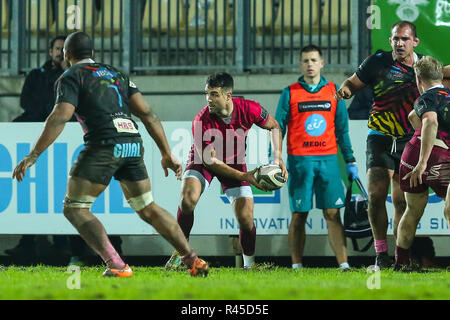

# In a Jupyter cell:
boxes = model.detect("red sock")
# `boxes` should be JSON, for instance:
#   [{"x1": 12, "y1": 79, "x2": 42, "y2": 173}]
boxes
[
  {"x1": 395, "y1": 245, "x2": 411, "y2": 265},
  {"x1": 239, "y1": 225, "x2": 256, "y2": 256},
  {"x1": 177, "y1": 207, "x2": 194, "y2": 239}
]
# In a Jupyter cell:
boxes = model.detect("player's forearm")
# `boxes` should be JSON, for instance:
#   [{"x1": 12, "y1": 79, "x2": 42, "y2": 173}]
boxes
[
  {"x1": 141, "y1": 115, "x2": 171, "y2": 157},
  {"x1": 204, "y1": 159, "x2": 245, "y2": 182},
  {"x1": 418, "y1": 119, "x2": 438, "y2": 166},
  {"x1": 32, "y1": 113, "x2": 67, "y2": 156},
  {"x1": 335, "y1": 100, "x2": 355, "y2": 162},
  {"x1": 339, "y1": 79, "x2": 358, "y2": 96},
  {"x1": 270, "y1": 126, "x2": 283, "y2": 163}
]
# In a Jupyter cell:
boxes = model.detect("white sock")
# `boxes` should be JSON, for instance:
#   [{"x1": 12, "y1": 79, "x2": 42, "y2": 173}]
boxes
[
  {"x1": 292, "y1": 263, "x2": 303, "y2": 269},
  {"x1": 243, "y1": 254, "x2": 255, "y2": 267},
  {"x1": 340, "y1": 262, "x2": 350, "y2": 269}
]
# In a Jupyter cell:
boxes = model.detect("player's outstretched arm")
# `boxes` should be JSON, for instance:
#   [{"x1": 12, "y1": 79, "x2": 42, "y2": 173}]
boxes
[
  {"x1": 13, "y1": 102, "x2": 74, "y2": 181},
  {"x1": 128, "y1": 92, "x2": 182, "y2": 180},
  {"x1": 259, "y1": 114, "x2": 288, "y2": 181},
  {"x1": 335, "y1": 73, "x2": 366, "y2": 100},
  {"x1": 199, "y1": 148, "x2": 267, "y2": 191}
]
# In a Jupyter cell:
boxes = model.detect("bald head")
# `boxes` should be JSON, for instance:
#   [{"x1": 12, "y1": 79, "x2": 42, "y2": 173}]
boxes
[{"x1": 64, "y1": 31, "x2": 93, "y2": 62}]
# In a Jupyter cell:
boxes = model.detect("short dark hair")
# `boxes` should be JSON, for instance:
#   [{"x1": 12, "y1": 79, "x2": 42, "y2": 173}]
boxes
[
  {"x1": 206, "y1": 72, "x2": 234, "y2": 91},
  {"x1": 301, "y1": 44, "x2": 322, "y2": 57},
  {"x1": 50, "y1": 35, "x2": 66, "y2": 49},
  {"x1": 64, "y1": 31, "x2": 93, "y2": 60},
  {"x1": 391, "y1": 21, "x2": 418, "y2": 38}
]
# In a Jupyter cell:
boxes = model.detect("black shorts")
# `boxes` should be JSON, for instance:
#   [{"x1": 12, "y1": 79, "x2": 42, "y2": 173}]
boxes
[
  {"x1": 70, "y1": 139, "x2": 149, "y2": 185},
  {"x1": 366, "y1": 134, "x2": 413, "y2": 173}
]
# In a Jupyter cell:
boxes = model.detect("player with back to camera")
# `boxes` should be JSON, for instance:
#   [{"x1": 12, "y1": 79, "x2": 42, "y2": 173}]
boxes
[
  {"x1": 274, "y1": 44, "x2": 358, "y2": 272},
  {"x1": 395, "y1": 56, "x2": 450, "y2": 271},
  {"x1": 165, "y1": 72, "x2": 288, "y2": 270},
  {"x1": 12, "y1": 31, "x2": 208, "y2": 278},
  {"x1": 336, "y1": 20, "x2": 450, "y2": 269}
]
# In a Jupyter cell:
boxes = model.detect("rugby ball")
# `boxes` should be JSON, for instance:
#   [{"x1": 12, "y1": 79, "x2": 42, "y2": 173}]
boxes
[{"x1": 256, "y1": 164, "x2": 286, "y2": 191}]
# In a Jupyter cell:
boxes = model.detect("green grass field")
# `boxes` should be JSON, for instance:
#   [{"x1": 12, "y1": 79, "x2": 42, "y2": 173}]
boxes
[{"x1": 0, "y1": 265, "x2": 449, "y2": 300}]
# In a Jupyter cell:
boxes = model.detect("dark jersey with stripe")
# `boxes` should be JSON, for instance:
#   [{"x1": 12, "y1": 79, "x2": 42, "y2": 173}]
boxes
[
  {"x1": 55, "y1": 62, "x2": 140, "y2": 144},
  {"x1": 414, "y1": 86, "x2": 450, "y2": 147},
  {"x1": 356, "y1": 50, "x2": 422, "y2": 137}
]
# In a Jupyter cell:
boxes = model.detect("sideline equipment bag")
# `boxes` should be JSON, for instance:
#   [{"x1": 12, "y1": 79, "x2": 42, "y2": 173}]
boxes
[{"x1": 344, "y1": 178, "x2": 373, "y2": 252}]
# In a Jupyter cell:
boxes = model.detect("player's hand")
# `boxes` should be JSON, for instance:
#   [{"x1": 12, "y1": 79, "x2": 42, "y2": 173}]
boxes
[
  {"x1": 402, "y1": 162, "x2": 427, "y2": 188},
  {"x1": 334, "y1": 86, "x2": 353, "y2": 100},
  {"x1": 346, "y1": 162, "x2": 359, "y2": 181},
  {"x1": 161, "y1": 154, "x2": 183, "y2": 180},
  {"x1": 242, "y1": 167, "x2": 267, "y2": 192},
  {"x1": 273, "y1": 158, "x2": 288, "y2": 181},
  {"x1": 12, "y1": 151, "x2": 39, "y2": 182}
]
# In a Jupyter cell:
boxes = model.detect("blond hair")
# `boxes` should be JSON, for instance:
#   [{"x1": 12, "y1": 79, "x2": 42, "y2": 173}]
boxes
[{"x1": 414, "y1": 56, "x2": 443, "y2": 82}]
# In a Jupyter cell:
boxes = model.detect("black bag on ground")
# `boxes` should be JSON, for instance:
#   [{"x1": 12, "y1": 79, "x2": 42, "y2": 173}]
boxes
[{"x1": 343, "y1": 178, "x2": 373, "y2": 252}]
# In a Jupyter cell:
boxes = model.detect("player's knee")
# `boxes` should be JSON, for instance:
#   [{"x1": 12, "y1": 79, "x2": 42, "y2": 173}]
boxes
[
  {"x1": 323, "y1": 209, "x2": 340, "y2": 222},
  {"x1": 63, "y1": 195, "x2": 95, "y2": 219},
  {"x1": 291, "y1": 212, "x2": 308, "y2": 227},
  {"x1": 181, "y1": 192, "x2": 199, "y2": 213},
  {"x1": 63, "y1": 206, "x2": 77, "y2": 220},
  {"x1": 128, "y1": 191, "x2": 154, "y2": 212},
  {"x1": 393, "y1": 198, "x2": 407, "y2": 215}
]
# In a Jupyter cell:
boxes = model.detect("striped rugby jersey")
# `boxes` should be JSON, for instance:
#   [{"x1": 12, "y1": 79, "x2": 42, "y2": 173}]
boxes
[{"x1": 356, "y1": 50, "x2": 422, "y2": 137}]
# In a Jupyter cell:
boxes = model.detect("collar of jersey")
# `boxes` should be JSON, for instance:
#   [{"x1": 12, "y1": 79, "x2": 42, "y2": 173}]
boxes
[
  {"x1": 424, "y1": 84, "x2": 445, "y2": 93},
  {"x1": 297, "y1": 75, "x2": 328, "y2": 93},
  {"x1": 391, "y1": 51, "x2": 419, "y2": 65},
  {"x1": 75, "y1": 58, "x2": 95, "y2": 65}
]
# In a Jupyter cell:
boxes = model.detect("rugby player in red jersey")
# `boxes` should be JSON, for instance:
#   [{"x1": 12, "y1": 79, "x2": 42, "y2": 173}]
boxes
[{"x1": 165, "y1": 72, "x2": 287, "y2": 269}]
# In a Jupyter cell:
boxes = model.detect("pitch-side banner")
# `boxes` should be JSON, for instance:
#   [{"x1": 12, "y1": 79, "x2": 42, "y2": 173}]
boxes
[{"x1": 0, "y1": 121, "x2": 447, "y2": 235}]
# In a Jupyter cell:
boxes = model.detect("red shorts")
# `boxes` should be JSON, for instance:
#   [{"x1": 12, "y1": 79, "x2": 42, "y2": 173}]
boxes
[
  {"x1": 399, "y1": 136, "x2": 450, "y2": 198},
  {"x1": 184, "y1": 162, "x2": 251, "y2": 192}
]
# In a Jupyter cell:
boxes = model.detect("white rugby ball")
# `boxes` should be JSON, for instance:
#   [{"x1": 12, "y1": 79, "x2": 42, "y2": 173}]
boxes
[{"x1": 256, "y1": 164, "x2": 286, "y2": 191}]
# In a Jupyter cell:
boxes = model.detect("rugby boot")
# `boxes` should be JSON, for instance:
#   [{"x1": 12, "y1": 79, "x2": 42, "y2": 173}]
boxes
[
  {"x1": 165, "y1": 250, "x2": 186, "y2": 270},
  {"x1": 102, "y1": 264, "x2": 133, "y2": 278},
  {"x1": 375, "y1": 252, "x2": 394, "y2": 270},
  {"x1": 189, "y1": 257, "x2": 209, "y2": 277}
]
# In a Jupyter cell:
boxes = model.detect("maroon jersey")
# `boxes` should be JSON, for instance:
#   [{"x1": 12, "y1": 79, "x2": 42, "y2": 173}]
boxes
[{"x1": 188, "y1": 97, "x2": 269, "y2": 166}]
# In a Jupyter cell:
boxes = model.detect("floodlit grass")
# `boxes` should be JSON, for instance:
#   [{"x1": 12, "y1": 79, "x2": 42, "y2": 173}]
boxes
[{"x1": 0, "y1": 265, "x2": 449, "y2": 300}]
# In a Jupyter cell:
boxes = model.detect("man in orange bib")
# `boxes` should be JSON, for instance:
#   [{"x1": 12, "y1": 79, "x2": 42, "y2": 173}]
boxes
[{"x1": 275, "y1": 45, "x2": 358, "y2": 271}]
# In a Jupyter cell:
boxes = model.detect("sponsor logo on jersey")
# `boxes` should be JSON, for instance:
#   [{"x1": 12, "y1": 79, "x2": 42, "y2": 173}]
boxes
[
  {"x1": 93, "y1": 67, "x2": 116, "y2": 80},
  {"x1": 113, "y1": 118, "x2": 139, "y2": 134},
  {"x1": 304, "y1": 114, "x2": 327, "y2": 137},
  {"x1": 260, "y1": 106, "x2": 269, "y2": 121},
  {"x1": 298, "y1": 100, "x2": 331, "y2": 112}
]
